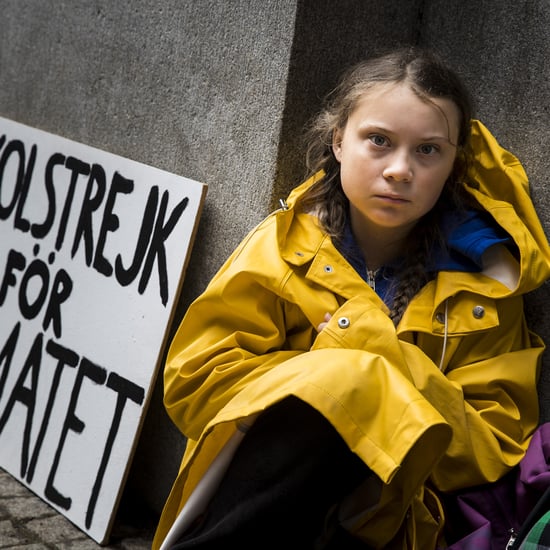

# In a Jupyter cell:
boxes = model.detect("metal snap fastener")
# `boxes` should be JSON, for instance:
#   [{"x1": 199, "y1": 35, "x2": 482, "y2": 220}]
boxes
[
  {"x1": 435, "y1": 312, "x2": 445, "y2": 324},
  {"x1": 337, "y1": 317, "x2": 350, "y2": 329},
  {"x1": 324, "y1": 265, "x2": 333, "y2": 273},
  {"x1": 472, "y1": 305, "x2": 485, "y2": 319}
]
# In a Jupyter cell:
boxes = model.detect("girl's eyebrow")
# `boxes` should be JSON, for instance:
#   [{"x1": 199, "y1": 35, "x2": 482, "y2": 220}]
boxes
[{"x1": 359, "y1": 123, "x2": 453, "y2": 143}]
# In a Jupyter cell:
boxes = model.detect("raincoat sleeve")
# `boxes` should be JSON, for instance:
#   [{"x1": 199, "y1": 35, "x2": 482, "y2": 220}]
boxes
[
  {"x1": 400, "y1": 293, "x2": 544, "y2": 491},
  {"x1": 163, "y1": 240, "x2": 308, "y2": 442}
]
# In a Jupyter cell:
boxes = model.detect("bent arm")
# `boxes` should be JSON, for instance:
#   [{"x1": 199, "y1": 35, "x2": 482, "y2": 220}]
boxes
[{"x1": 311, "y1": 292, "x2": 543, "y2": 490}]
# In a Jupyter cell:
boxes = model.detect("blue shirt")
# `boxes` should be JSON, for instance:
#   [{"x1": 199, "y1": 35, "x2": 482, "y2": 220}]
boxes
[{"x1": 337, "y1": 209, "x2": 512, "y2": 307}]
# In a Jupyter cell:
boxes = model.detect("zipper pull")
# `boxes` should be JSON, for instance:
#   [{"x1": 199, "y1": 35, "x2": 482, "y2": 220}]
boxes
[
  {"x1": 506, "y1": 528, "x2": 517, "y2": 550},
  {"x1": 366, "y1": 269, "x2": 378, "y2": 291}
]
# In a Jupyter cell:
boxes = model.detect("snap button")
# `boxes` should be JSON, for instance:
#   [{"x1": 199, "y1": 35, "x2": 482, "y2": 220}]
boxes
[
  {"x1": 295, "y1": 251, "x2": 304, "y2": 257},
  {"x1": 324, "y1": 265, "x2": 333, "y2": 273},
  {"x1": 337, "y1": 317, "x2": 350, "y2": 329},
  {"x1": 472, "y1": 305, "x2": 485, "y2": 319},
  {"x1": 435, "y1": 312, "x2": 445, "y2": 324}
]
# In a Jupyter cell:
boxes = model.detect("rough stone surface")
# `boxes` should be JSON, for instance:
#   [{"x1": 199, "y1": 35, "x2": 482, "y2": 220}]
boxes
[{"x1": 0, "y1": 469, "x2": 155, "y2": 548}]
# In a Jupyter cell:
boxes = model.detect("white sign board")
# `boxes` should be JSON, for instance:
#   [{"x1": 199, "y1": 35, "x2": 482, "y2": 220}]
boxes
[{"x1": 0, "y1": 116, "x2": 207, "y2": 543}]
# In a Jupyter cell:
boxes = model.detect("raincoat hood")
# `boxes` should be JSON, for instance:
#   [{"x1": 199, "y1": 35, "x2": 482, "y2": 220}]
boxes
[{"x1": 467, "y1": 120, "x2": 550, "y2": 293}]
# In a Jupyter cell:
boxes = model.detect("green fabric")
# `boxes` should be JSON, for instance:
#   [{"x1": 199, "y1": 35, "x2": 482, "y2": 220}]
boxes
[{"x1": 519, "y1": 510, "x2": 550, "y2": 549}]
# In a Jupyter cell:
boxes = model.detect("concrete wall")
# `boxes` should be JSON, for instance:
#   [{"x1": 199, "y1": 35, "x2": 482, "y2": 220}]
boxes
[{"x1": 1, "y1": 0, "x2": 549, "y2": 524}]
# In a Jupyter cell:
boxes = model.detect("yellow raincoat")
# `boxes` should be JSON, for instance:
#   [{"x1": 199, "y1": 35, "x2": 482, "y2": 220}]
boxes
[{"x1": 153, "y1": 121, "x2": 550, "y2": 549}]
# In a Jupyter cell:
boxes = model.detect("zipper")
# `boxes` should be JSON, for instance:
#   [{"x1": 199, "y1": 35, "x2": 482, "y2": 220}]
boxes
[
  {"x1": 366, "y1": 269, "x2": 379, "y2": 291},
  {"x1": 506, "y1": 528, "x2": 517, "y2": 549}
]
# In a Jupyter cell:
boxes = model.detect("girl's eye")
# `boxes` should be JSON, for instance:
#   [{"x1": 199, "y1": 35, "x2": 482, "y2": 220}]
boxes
[
  {"x1": 418, "y1": 144, "x2": 439, "y2": 155},
  {"x1": 369, "y1": 134, "x2": 389, "y2": 147}
]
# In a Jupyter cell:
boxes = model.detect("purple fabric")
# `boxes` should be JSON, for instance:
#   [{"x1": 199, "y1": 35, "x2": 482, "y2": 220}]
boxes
[{"x1": 441, "y1": 423, "x2": 550, "y2": 550}]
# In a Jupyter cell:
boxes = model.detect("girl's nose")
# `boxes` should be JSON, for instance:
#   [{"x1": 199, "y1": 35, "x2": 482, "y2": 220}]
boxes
[{"x1": 382, "y1": 151, "x2": 413, "y2": 182}]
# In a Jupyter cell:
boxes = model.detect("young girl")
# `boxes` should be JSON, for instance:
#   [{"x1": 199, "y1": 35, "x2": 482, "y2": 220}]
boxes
[{"x1": 153, "y1": 48, "x2": 550, "y2": 549}]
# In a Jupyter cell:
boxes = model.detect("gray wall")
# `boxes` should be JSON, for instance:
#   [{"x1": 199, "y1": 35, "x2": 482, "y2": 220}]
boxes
[{"x1": 1, "y1": 0, "x2": 549, "y2": 524}]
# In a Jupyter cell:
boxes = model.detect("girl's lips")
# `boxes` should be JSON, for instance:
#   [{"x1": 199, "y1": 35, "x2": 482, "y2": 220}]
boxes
[{"x1": 375, "y1": 194, "x2": 409, "y2": 203}]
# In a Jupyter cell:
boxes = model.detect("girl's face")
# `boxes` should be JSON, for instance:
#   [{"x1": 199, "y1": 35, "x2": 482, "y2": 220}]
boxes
[{"x1": 333, "y1": 82, "x2": 460, "y2": 242}]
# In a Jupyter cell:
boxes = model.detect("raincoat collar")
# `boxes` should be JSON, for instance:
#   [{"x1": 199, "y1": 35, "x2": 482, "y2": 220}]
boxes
[{"x1": 336, "y1": 208, "x2": 512, "y2": 307}]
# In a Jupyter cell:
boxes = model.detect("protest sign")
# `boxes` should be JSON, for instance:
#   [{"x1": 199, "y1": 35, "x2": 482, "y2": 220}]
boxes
[{"x1": 0, "y1": 116, "x2": 207, "y2": 543}]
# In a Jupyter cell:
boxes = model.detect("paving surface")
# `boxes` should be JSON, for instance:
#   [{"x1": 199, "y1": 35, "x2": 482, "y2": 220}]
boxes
[{"x1": 0, "y1": 469, "x2": 156, "y2": 549}]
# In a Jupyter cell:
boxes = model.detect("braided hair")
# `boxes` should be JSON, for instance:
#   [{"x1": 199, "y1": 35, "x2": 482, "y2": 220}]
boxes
[{"x1": 297, "y1": 47, "x2": 478, "y2": 325}]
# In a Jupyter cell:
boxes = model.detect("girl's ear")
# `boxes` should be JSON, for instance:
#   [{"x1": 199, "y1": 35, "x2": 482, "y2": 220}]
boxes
[{"x1": 332, "y1": 129, "x2": 343, "y2": 162}]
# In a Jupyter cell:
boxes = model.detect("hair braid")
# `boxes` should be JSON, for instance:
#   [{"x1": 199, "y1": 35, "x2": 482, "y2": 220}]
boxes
[{"x1": 389, "y1": 234, "x2": 432, "y2": 326}]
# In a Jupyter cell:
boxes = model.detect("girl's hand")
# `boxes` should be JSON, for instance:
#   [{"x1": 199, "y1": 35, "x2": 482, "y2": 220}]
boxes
[{"x1": 317, "y1": 312, "x2": 332, "y2": 332}]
